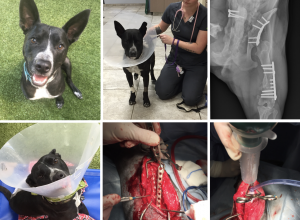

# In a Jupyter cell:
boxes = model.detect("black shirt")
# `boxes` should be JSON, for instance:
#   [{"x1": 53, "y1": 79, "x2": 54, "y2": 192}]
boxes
[{"x1": 162, "y1": 2, "x2": 207, "y2": 66}]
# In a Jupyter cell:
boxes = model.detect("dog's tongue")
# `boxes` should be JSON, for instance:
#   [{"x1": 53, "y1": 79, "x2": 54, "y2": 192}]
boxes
[{"x1": 33, "y1": 74, "x2": 48, "y2": 84}]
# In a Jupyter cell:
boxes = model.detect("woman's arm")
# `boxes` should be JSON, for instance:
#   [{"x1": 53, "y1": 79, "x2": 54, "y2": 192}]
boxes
[
  {"x1": 154, "y1": 20, "x2": 170, "y2": 34},
  {"x1": 160, "y1": 30, "x2": 207, "y2": 54}
]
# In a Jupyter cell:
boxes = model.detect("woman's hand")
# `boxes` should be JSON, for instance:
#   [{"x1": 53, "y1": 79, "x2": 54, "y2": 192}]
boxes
[
  {"x1": 159, "y1": 34, "x2": 174, "y2": 45},
  {"x1": 103, "y1": 194, "x2": 121, "y2": 220},
  {"x1": 214, "y1": 122, "x2": 241, "y2": 160}
]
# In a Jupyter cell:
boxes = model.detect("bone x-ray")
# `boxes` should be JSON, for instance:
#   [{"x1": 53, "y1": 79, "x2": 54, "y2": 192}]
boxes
[{"x1": 210, "y1": 0, "x2": 300, "y2": 119}]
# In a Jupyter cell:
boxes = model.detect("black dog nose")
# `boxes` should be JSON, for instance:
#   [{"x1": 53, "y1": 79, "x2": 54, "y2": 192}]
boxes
[
  {"x1": 53, "y1": 171, "x2": 66, "y2": 181},
  {"x1": 35, "y1": 60, "x2": 51, "y2": 73},
  {"x1": 129, "y1": 51, "x2": 137, "y2": 57}
]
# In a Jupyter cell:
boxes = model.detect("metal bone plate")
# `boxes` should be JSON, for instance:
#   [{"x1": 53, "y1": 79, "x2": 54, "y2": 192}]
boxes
[{"x1": 156, "y1": 163, "x2": 164, "y2": 208}]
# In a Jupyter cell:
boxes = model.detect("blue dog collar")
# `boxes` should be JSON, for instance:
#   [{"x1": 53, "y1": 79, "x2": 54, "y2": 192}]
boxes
[{"x1": 24, "y1": 62, "x2": 32, "y2": 83}]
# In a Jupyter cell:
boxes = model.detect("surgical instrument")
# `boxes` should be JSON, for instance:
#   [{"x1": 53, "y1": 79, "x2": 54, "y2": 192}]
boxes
[
  {"x1": 160, "y1": 209, "x2": 185, "y2": 214},
  {"x1": 236, "y1": 191, "x2": 277, "y2": 204},
  {"x1": 226, "y1": 214, "x2": 240, "y2": 220},
  {"x1": 249, "y1": 179, "x2": 300, "y2": 192},
  {"x1": 120, "y1": 195, "x2": 150, "y2": 202},
  {"x1": 139, "y1": 201, "x2": 152, "y2": 220}
]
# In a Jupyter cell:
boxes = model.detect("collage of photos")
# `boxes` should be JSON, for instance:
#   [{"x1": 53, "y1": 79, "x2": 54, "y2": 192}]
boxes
[{"x1": 1, "y1": 0, "x2": 300, "y2": 220}]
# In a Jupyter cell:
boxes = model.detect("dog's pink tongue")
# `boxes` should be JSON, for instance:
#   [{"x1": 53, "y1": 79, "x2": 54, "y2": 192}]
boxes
[{"x1": 33, "y1": 74, "x2": 48, "y2": 83}]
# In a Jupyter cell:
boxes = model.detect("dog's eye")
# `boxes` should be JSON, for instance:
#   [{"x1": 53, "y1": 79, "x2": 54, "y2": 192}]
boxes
[
  {"x1": 54, "y1": 159, "x2": 58, "y2": 164},
  {"x1": 31, "y1": 38, "x2": 37, "y2": 43},
  {"x1": 57, "y1": 44, "x2": 64, "y2": 50}
]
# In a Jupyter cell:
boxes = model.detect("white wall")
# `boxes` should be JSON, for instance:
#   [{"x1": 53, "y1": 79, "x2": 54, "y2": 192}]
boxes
[{"x1": 105, "y1": 0, "x2": 145, "y2": 4}]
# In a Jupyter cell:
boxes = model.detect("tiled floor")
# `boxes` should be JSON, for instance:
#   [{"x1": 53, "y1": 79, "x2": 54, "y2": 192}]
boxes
[{"x1": 103, "y1": 4, "x2": 207, "y2": 120}]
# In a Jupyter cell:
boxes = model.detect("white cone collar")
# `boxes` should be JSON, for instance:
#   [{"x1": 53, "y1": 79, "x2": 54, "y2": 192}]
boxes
[
  {"x1": 103, "y1": 12, "x2": 157, "y2": 68},
  {"x1": 0, "y1": 123, "x2": 100, "y2": 198}
]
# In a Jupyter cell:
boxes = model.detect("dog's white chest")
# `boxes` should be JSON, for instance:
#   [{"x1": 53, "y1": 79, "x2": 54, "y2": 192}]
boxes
[
  {"x1": 29, "y1": 87, "x2": 59, "y2": 100},
  {"x1": 126, "y1": 66, "x2": 142, "y2": 75}
]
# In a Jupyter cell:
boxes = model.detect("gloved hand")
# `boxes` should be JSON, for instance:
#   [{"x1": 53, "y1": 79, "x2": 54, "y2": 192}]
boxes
[
  {"x1": 103, "y1": 123, "x2": 161, "y2": 148},
  {"x1": 214, "y1": 122, "x2": 241, "y2": 160},
  {"x1": 210, "y1": 159, "x2": 240, "y2": 178},
  {"x1": 103, "y1": 194, "x2": 121, "y2": 220},
  {"x1": 185, "y1": 201, "x2": 209, "y2": 220}
]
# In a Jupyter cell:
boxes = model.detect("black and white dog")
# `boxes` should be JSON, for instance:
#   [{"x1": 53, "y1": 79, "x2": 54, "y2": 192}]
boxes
[
  {"x1": 20, "y1": 0, "x2": 90, "y2": 108},
  {"x1": 114, "y1": 21, "x2": 156, "y2": 107},
  {"x1": 0, "y1": 149, "x2": 89, "y2": 220}
]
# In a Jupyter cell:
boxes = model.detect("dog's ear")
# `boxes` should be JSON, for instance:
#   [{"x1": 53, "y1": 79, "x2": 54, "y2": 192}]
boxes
[
  {"x1": 50, "y1": 149, "x2": 56, "y2": 154},
  {"x1": 26, "y1": 174, "x2": 36, "y2": 187},
  {"x1": 139, "y1": 22, "x2": 147, "y2": 37},
  {"x1": 114, "y1": 21, "x2": 125, "y2": 38},
  {"x1": 62, "y1": 9, "x2": 91, "y2": 45},
  {"x1": 19, "y1": 0, "x2": 40, "y2": 34}
]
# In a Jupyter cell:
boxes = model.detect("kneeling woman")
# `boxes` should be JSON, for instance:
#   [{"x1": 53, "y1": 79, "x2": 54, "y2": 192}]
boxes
[{"x1": 155, "y1": 0, "x2": 207, "y2": 110}]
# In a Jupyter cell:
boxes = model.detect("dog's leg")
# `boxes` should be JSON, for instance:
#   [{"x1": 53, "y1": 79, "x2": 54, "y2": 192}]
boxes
[
  {"x1": 150, "y1": 52, "x2": 156, "y2": 84},
  {"x1": 56, "y1": 95, "x2": 64, "y2": 109},
  {"x1": 142, "y1": 74, "x2": 150, "y2": 107},
  {"x1": 124, "y1": 69, "x2": 136, "y2": 105},
  {"x1": 62, "y1": 57, "x2": 83, "y2": 99},
  {"x1": 0, "y1": 186, "x2": 11, "y2": 201},
  {"x1": 78, "y1": 202, "x2": 89, "y2": 215}
]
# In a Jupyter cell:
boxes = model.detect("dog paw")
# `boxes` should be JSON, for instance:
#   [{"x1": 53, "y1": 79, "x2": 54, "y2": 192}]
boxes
[
  {"x1": 56, "y1": 102, "x2": 64, "y2": 109},
  {"x1": 56, "y1": 97, "x2": 64, "y2": 109},
  {"x1": 129, "y1": 92, "x2": 136, "y2": 105},
  {"x1": 74, "y1": 91, "x2": 83, "y2": 99},
  {"x1": 143, "y1": 91, "x2": 151, "y2": 107}
]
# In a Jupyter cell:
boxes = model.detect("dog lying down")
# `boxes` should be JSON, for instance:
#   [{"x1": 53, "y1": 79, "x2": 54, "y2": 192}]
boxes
[{"x1": 0, "y1": 149, "x2": 94, "y2": 220}]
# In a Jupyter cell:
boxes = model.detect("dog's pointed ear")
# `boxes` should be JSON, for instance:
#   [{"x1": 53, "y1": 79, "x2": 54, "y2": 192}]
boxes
[
  {"x1": 139, "y1": 22, "x2": 147, "y2": 37},
  {"x1": 19, "y1": 0, "x2": 40, "y2": 34},
  {"x1": 50, "y1": 149, "x2": 61, "y2": 158},
  {"x1": 62, "y1": 9, "x2": 91, "y2": 45},
  {"x1": 114, "y1": 21, "x2": 125, "y2": 38},
  {"x1": 26, "y1": 174, "x2": 36, "y2": 187}
]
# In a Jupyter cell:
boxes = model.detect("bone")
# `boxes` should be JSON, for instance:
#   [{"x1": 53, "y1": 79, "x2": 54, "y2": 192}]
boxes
[
  {"x1": 257, "y1": 106, "x2": 272, "y2": 119},
  {"x1": 210, "y1": 0, "x2": 287, "y2": 119},
  {"x1": 257, "y1": 105, "x2": 278, "y2": 119},
  {"x1": 210, "y1": 23, "x2": 223, "y2": 38},
  {"x1": 256, "y1": 41, "x2": 271, "y2": 65},
  {"x1": 258, "y1": 97, "x2": 275, "y2": 108}
]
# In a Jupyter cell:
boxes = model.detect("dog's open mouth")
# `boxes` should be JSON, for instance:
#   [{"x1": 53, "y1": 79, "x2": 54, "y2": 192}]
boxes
[{"x1": 32, "y1": 74, "x2": 48, "y2": 86}]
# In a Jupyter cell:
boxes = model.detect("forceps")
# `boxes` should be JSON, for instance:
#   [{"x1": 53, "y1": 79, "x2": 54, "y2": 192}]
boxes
[{"x1": 236, "y1": 191, "x2": 277, "y2": 204}]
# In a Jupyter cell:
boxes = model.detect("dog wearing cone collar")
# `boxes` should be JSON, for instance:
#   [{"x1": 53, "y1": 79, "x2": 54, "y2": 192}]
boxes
[
  {"x1": 20, "y1": 0, "x2": 90, "y2": 109},
  {"x1": 0, "y1": 149, "x2": 91, "y2": 220},
  {"x1": 114, "y1": 21, "x2": 156, "y2": 107}
]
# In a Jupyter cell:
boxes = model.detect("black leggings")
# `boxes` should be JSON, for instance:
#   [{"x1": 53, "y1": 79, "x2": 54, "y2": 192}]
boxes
[{"x1": 155, "y1": 63, "x2": 207, "y2": 106}]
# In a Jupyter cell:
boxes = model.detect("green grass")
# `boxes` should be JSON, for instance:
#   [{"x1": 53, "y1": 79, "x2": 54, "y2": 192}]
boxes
[
  {"x1": 0, "y1": 123, "x2": 100, "y2": 169},
  {"x1": 0, "y1": 0, "x2": 100, "y2": 120}
]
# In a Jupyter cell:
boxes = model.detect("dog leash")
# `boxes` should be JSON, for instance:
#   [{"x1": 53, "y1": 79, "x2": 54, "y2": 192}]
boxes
[{"x1": 165, "y1": 39, "x2": 183, "y2": 77}]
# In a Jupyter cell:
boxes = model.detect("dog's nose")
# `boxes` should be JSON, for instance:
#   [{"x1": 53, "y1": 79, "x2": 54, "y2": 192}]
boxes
[
  {"x1": 53, "y1": 171, "x2": 66, "y2": 181},
  {"x1": 129, "y1": 48, "x2": 137, "y2": 57},
  {"x1": 35, "y1": 60, "x2": 51, "y2": 74}
]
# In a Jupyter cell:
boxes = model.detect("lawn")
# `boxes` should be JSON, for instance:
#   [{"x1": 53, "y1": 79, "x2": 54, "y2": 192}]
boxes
[
  {"x1": 0, "y1": 0, "x2": 100, "y2": 120},
  {"x1": 0, "y1": 123, "x2": 100, "y2": 169}
]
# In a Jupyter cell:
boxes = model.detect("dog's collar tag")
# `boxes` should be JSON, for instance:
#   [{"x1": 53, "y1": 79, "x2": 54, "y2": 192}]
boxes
[{"x1": 23, "y1": 62, "x2": 32, "y2": 83}]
